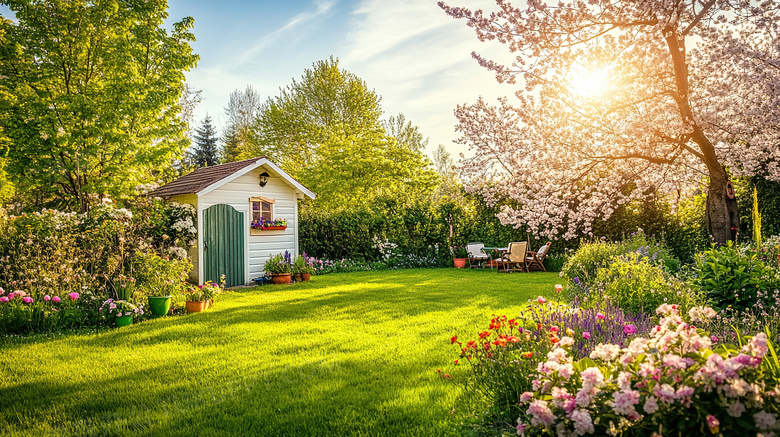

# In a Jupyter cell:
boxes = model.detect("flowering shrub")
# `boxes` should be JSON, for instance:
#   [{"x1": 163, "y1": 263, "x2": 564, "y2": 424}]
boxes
[
  {"x1": 590, "y1": 253, "x2": 701, "y2": 315},
  {"x1": 0, "y1": 287, "x2": 94, "y2": 334},
  {"x1": 514, "y1": 304, "x2": 780, "y2": 436},
  {"x1": 99, "y1": 299, "x2": 143, "y2": 318},
  {"x1": 0, "y1": 197, "x2": 196, "y2": 334},
  {"x1": 265, "y1": 251, "x2": 293, "y2": 274},
  {"x1": 444, "y1": 289, "x2": 652, "y2": 432}
]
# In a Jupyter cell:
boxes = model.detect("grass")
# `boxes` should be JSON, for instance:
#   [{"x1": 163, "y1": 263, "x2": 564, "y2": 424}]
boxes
[{"x1": 0, "y1": 268, "x2": 559, "y2": 436}]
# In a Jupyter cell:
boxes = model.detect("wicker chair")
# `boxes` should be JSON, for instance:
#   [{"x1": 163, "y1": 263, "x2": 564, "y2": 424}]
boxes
[
  {"x1": 466, "y1": 242, "x2": 490, "y2": 268},
  {"x1": 526, "y1": 242, "x2": 552, "y2": 272},
  {"x1": 497, "y1": 242, "x2": 527, "y2": 273}
]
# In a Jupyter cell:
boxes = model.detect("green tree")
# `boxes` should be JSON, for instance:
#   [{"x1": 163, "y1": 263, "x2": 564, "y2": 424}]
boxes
[
  {"x1": 191, "y1": 115, "x2": 220, "y2": 167},
  {"x1": 222, "y1": 85, "x2": 261, "y2": 162},
  {"x1": 0, "y1": 0, "x2": 198, "y2": 212},
  {"x1": 252, "y1": 57, "x2": 438, "y2": 209},
  {"x1": 383, "y1": 113, "x2": 428, "y2": 153}
]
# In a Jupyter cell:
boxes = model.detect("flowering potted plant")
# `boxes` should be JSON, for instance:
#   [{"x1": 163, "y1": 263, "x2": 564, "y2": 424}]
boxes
[
  {"x1": 452, "y1": 246, "x2": 468, "y2": 268},
  {"x1": 113, "y1": 274, "x2": 135, "y2": 301},
  {"x1": 265, "y1": 251, "x2": 293, "y2": 284},
  {"x1": 292, "y1": 255, "x2": 314, "y2": 281},
  {"x1": 99, "y1": 298, "x2": 143, "y2": 327},
  {"x1": 250, "y1": 217, "x2": 288, "y2": 232},
  {"x1": 200, "y1": 280, "x2": 223, "y2": 308},
  {"x1": 183, "y1": 286, "x2": 207, "y2": 313}
]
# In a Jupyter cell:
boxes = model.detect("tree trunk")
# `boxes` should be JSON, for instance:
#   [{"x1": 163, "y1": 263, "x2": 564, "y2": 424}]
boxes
[{"x1": 706, "y1": 169, "x2": 739, "y2": 245}]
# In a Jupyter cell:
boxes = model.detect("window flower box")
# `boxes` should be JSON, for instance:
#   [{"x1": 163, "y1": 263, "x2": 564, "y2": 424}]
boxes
[{"x1": 250, "y1": 225, "x2": 287, "y2": 235}]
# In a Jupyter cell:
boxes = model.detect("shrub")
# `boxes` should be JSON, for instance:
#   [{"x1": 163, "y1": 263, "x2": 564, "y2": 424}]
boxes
[
  {"x1": 513, "y1": 304, "x2": 780, "y2": 437},
  {"x1": 0, "y1": 197, "x2": 196, "y2": 334},
  {"x1": 691, "y1": 242, "x2": 779, "y2": 312},
  {"x1": 444, "y1": 292, "x2": 653, "y2": 434},
  {"x1": 591, "y1": 253, "x2": 700, "y2": 315}
]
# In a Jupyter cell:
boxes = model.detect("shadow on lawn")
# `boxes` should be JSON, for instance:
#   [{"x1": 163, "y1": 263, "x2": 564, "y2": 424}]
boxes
[{"x1": 1, "y1": 269, "x2": 556, "y2": 436}]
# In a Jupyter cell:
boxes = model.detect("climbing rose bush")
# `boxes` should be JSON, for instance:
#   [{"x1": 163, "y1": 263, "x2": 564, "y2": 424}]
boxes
[{"x1": 516, "y1": 304, "x2": 780, "y2": 436}]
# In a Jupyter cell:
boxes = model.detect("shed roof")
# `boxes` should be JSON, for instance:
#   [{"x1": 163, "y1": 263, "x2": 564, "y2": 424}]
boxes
[{"x1": 153, "y1": 157, "x2": 315, "y2": 200}]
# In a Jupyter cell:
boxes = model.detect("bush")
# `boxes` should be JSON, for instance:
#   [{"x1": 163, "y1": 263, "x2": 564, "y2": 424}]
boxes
[
  {"x1": 560, "y1": 240, "x2": 624, "y2": 285},
  {"x1": 444, "y1": 292, "x2": 653, "y2": 434},
  {"x1": 591, "y1": 253, "x2": 699, "y2": 315},
  {"x1": 691, "y1": 242, "x2": 779, "y2": 312},
  {"x1": 514, "y1": 304, "x2": 780, "y2": 437},
  {"x1": 0, "y1": 197, "x2": 196, "y2": 334}
]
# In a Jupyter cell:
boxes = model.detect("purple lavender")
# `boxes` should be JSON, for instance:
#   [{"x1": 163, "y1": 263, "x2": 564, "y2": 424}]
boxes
[
  {"x1": 520, "y1": 301, "x2": 653, "y2": 360},
  {"x1": 283, "y1": 250, "x2": 292, "y2": 265}
]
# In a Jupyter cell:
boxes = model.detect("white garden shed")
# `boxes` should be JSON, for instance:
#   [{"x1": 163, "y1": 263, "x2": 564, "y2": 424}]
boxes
[{"x1": 153, "y1": 157, "x2": 315, "y2": 287}]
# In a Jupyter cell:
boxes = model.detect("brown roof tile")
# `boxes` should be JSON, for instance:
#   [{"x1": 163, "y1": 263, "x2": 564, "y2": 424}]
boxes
[{"x1": 153, "y1": 157, "x2": 266, "y2": 197}]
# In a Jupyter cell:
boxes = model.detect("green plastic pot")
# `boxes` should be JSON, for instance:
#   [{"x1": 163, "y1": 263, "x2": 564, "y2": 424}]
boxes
[
  {"x1": 115, "y1": 315, "x2": 133, "y2": 327},
  {"x1": 148, "y1": 296, "x2": 172, "y2": 317}
]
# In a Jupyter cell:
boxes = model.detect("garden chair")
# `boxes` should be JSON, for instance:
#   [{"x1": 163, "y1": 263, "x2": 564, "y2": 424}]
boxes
[
  {"x1": 497, "y1": 242, "x2": 527, "y2": 273},
  {"x1": 466, "y1": 242, "x2": 489, "y2": 268},
  {"x1": 526, "y1": 241, "x2": 551, "y2": 272}
]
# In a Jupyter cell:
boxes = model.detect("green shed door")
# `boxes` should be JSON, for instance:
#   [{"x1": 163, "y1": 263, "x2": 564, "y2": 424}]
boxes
[{"x1": 204, "y1": 204, "x2": 245, "y2": 287}]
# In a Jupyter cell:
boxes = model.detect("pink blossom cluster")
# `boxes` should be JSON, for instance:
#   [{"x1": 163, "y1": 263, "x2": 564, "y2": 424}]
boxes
[
  {"x1": 516, "y1": 304, "x2": 780, "y2": 436},
  {"x1": 0, "y1": 288, "x2": 78, "y2": 305}
]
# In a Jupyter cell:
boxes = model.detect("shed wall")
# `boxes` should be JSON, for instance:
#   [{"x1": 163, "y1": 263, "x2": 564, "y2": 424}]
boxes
[{"x1": 198, "y1": 166, "x2": 299, "y2": 283}]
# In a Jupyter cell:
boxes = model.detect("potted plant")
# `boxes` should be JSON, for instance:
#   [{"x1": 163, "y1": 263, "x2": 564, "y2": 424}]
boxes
[
  {"x1": 265, "y1": 251, "x2": 293, "y2": 284},
  {"x1": 183, "y1": 286, "x2": 207, "y2": 313},
  {"x1": 148, "y1": 279, "x2": 175, "y2": 317},
  {"x1": 201, "y1": 280, "x2": 223, "y2": 309},
  {"x1": 100, "y1": 298, "x2": 143, "y2": 327},
  {"x1": 113, "y1": 274, "x2": 136, "y2": 301},
  {"x1": 251, "y1": 217, "x2": 288, "y2": 233},
  {"x1": 452, "y1": 246, "x2": 469, "y2": 268},
  {"x1": 292, "y1": 255, "x2": 314, "y2": 282}
]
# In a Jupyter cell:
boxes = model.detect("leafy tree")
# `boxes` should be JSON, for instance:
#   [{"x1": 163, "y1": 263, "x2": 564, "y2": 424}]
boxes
[
  {"x1": 252, "y1": 57, "x2": 439, "y2": 209},
  {"x1": 383, "y1": 113, "x2": 428, "y2": 153},
  {"x1": 191, "y1": 115, "x2": 220, "y2": 167},
  {"x1": 440, "y1": 1, "x2": 780, "y2": 244},
  {"x1": 222, "y1": 85, "x2": 261, "y2": 163},
  {"x1": 0, "y1": 1, "x2": 198, "y2": 212}
]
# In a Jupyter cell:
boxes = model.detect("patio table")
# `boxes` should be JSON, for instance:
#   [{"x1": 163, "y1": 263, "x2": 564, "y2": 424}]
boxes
[{"x1": 481, "y1": 247, "x2": 508, "y2": 271}]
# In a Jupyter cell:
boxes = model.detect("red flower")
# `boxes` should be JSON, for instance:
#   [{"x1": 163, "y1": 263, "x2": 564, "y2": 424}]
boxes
[
  {"x1": 522, "y1": 352, "x2": 533, "y2": 359},
  {"x1": 483, "y1": 343, "x2": 491, "y2": 350},
  {"x1": 450, "y1": 335, "x2": 458, "y2": 344},
  {"x1": 479, "y1": 331, "x2": 491, "y2": 339}
]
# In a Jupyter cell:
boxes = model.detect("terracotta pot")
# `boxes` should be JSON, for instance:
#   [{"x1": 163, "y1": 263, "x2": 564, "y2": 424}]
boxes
[
  {"x1": 186, "y1": 300, "x2": 206, "y2": 313},
  {"x1": 301, "y1": 273, "x2": 311, "y2": 281},
  {"x1": 271, "y1": 273, "x2": 292, "y2": 284},
  {"x1": 453, "y1": 258, "x2": 467, "y2": 268}
]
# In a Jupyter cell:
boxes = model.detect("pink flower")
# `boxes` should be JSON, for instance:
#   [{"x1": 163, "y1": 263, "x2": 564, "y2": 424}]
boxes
[
  {"x1": 0, "y1": 296, "x2": 8, "y2": 303},
  {"x1": 549, "y1": 326, "x2": 559, "y2": 333},
  {"x1": 582, "y1": 331, "x2": 591, "y2": 339},
  {"x1": 516, "y1": 422, "x2": 527, "y2": 436},
  {"x1": 52, "y1": 296, "x2": 61, "y2": 303},
  {"x1": 536, "y1": 296, "x2": 547, "y2": 304},
  {"x1": 706, "y1": 415, "x2": 719, "y2": 433},
  {"x1": 44, "y1": 295, "x2": 51, "y2": 301},
  {"x1": 554, "y1": 284, "x2": 562, "y2": 293},
  {"x1": 623, "y1": 324, "x2": 637, "y2": 334},
  {"x1": 23, "y1": 296, "x2": 33, "y2": 304},
  {"x1": 711, "y1": 335, "x2": 718, "y2": 343},
  {"x1": 596, "y1": 312, "x2": 605, "y2": 320},
  {"x1": 68, "y1": 292, "x2": 80, "y2": 301},
  {"x1": 520, "y1": 392, "x2": 534, "y2": 403}
]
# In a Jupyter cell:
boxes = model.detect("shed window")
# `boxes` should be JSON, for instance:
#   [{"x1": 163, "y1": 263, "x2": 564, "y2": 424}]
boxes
[{"x1": 250, "y1": 197, "x2": 274, "y2": 226}]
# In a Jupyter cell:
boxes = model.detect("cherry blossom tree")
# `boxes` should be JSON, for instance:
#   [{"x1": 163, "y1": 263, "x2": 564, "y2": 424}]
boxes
[{"x1": 440, "y1": 0, "x2": 780, "y2": 243}]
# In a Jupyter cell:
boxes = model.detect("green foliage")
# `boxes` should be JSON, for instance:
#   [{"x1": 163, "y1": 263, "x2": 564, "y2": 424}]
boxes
[
  {"x1": 0, "y1": 1, "x2": 199, "y2": 211},
  {"x1": 592, "y1": 253, "x2": 699, "y2": 315},
  {"x1": 191, "y1": 115, "x2": 220, "y2": 167},
  {"x1": 0, "y1": 199, "x2": 196, "y2": 333},
  {"x1": 691, "y1": 242, "x2": 779, "y2": 312},
  {"x1": 753, "y1": 186, "x2": 763, "y2": 249},
  {"x1": 264, "y1": 252, "x2": 292, "y2": 274},
  {"x1": 0, "y1": 270, "x2": 561, "y2": 436}
]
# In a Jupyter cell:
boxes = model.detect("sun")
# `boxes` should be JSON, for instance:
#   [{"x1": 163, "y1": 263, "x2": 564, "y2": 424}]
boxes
[{"x1": 569, "y1": 67, "x2": 610, "y2": 97}]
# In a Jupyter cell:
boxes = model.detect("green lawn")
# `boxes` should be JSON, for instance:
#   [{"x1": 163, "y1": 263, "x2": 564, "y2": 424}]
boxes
[{"x1": 0, "y1": 268, "x2": 559, "y2": 436}]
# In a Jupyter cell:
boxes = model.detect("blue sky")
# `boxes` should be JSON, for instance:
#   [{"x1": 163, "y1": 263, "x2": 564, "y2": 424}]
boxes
[{"x1": 4, "y1": 0, "x2": 515, "y2": 158}]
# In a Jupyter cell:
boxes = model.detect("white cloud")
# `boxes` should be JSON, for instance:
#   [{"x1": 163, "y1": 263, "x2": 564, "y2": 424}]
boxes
[
  {"x1": 237, "y1": 0, "x2": 336, "y2": 66},
  {"x1": 340, "y1": 0, "x2": 517, "y2": 158}
]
